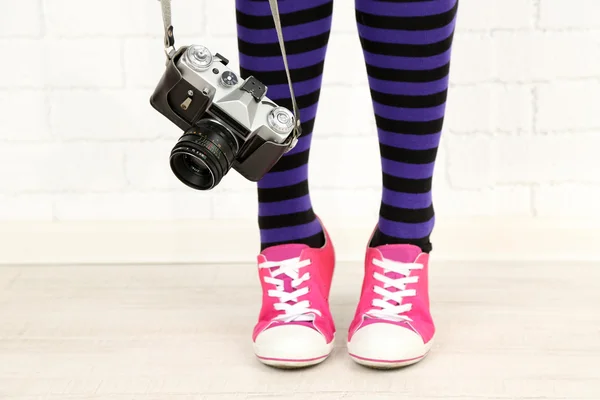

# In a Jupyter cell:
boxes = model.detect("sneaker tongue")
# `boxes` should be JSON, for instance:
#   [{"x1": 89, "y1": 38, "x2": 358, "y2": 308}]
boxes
[
  {"x1": 376, "y1": 244, "x2": 422, "y2": 264},
  {"x1": 261, "y1": 244, "x2": 309, "y2": 262}
]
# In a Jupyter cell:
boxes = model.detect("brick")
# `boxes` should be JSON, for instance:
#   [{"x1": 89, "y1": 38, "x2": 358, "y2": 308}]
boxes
[
  {"x1": 54, "y1": 143, "x2": 129, "y2": 192},
  {"x1": 0, "y1": 0, "x2": 42, "y2": 37},
  {"x1": 0, "y1": 90, "x2": 49, "y2": 140},
  {"x1": 323, "y1": 32, "x2": 368, "y2": 85},
  {"x1": 53, "y1": 191, "x2": 212, "y2": 220},
  {"x1": 181, "y1": 163, "x2": 257, "y2": 219},
  {"x1": 492, "y1": 133, "x2": 600, "y2": 184},
  {"x1": 445, "y1": 84, "x2": 533, "y2": 133},
  {"x1": 445, "y1": 134, "x2": 494, "y2": 189},
  {"x1": 534, "y1": 184, "x2": 600, "y2": 217},
  {"x1": 448, "y1": 33, "x2": 495, "y2": 84},
  {"x1": 44, "y1": 39, "x2": 123, "y2": 88},
  {"x1": 455, "y1": 0, "x2": 535, "y2": 30},
  {"x1": 493, "y1": 32, "x2": 600, "y2": 82},
  {"x1": 43, "y1": 0, "x2": 205, "y2": 37},
  {"x1": 538, "y1": 0, "x2": 600, "y2": 29},
  {"x1": 44, "y1": 0, "x2": 152, "y2": 36},
  {"x1": 0, "y1": 39, "x2": 44, "y2": 88},
  {"x1": 312, "y1": 189, "x2": 380, "y2": 219},
  {"x1": 445, "y1": 86, "x2": 494, "y2": 133},
  {"x1": 317, "y1": 84, "x2": 376, "y2": 137},
  {"x1": 536, "y1": 81, "x2": 600, "y2": 132},
  {"x1": 449, "y1": 130, "x2": 600, "y2": 189},
  {"x1": 124, "y1": 141, "x2": 184, "y2": 191},
  {"x1": 0, "y1": 144, "x2": 53, "y2": 193},
  {"x1": 434, "y1": 186, "x2": 533, "y2": 217},
  {"x1": 0, "y1": 143, "x2": 127, "y2": 193},
  {"x1": 0, "y1": 195, "x2": 54, "y2": 220},
  {"x1": 495, "y1": 85, "x2": 534, "y2": 133},
  {"x1": 48, "y1": 89, "x2": 172, "y2": 140},
  {"x1": 210, "y1": 189, "x2": 257, "y2": 220},
  {"x1": 310, "y1": 136, "x2": 381, "y2": 189},
  {"x1": 331, "y1": 1, "x2": 358, "y2": 33},
  {"x1": 204, "y1": 0, "x2": 237, "y2": 37},
  {"x1": 123, "y1": 39, "x2": 168, "y2": 89}
]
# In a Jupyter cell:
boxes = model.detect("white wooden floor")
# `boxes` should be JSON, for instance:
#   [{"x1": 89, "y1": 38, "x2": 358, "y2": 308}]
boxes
[{"x1": 0, "y1": 260, "x2": 598, "y2": 399}]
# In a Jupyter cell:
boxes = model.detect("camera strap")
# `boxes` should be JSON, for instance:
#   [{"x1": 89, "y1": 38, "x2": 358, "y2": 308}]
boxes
[
  {"x1": 158, "y1": 0, "x2": 175, "y2": 58},
  {"x1": 267, "y1": 0, "x2": 302, "y2": 139},
  {"x1": 157, "y1": 0, "x2": 302, "y2": 140}
]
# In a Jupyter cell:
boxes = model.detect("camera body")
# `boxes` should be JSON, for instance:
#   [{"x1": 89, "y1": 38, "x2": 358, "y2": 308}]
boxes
[{"x1": 149, "y1": 44, "x2": 299, "y2": 190}]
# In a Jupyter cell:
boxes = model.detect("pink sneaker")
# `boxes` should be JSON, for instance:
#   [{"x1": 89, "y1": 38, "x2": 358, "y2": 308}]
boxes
[
  {"x1": 347, "y1": 240, "x2": 435, "y2": 369},
  {"x1": 252, "y1": 218, "x2": 335, "y2": 368}
]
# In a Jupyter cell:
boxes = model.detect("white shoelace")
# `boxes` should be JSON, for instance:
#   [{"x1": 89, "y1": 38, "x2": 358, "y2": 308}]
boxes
[
  {"x1": 258, "y1": 257, "x2": 321, "y2": 323},
  {"x1": 366, "y1": 257, "x2": 424, "y2": 323}
]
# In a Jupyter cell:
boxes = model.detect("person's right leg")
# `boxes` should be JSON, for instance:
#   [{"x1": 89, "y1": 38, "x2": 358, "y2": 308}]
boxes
[
  {"x1": 235, "y1": 0, "x2": 335, "y2": 368},
  {"x1": 237, "y1": 0, "x2": 332, "y2": 251}
]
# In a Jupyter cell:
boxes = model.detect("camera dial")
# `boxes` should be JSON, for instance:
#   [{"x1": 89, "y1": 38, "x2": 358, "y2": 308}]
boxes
[
  {"x1": 184, "y1": 45, "x2": 213, "y2": 72},
  {"x1": 267, "y1": 107, "x2": 295, "y2": 134},
  {"x1": 220, "y1": 71, "x2": 238, "y2": 88}
]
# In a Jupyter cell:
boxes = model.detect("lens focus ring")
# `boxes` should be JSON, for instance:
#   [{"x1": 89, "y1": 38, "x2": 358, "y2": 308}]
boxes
[{"x1": 169, "y1": 120, "x2": 238, "y2": 191}]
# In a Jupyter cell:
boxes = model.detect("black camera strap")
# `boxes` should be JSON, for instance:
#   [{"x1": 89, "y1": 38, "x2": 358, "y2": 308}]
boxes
[{"x1": 157, "y1": 0, "x2": 302, "y2": 143}]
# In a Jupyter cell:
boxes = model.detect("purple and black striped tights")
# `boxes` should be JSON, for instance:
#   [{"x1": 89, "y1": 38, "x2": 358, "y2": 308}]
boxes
[{"x1": 235, "y1": 0, "x2": 458, "y2": 252}]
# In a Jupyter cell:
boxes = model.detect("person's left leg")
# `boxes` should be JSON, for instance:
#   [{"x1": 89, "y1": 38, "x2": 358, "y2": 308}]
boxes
[{"x1": 347, "y1": 0, "x2": 459, "y2": 368}]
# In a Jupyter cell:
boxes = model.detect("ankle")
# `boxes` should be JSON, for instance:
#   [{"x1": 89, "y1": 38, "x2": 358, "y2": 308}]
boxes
[
  {"x1": 369, "y1": 228, "x2": 432, "y2": 253},
  {"x1": 260, "y1": 212, "x2": 326, "y2": 250},
  {"x1": 260, "y1": 230, "x2": 325, "y2": 251}
]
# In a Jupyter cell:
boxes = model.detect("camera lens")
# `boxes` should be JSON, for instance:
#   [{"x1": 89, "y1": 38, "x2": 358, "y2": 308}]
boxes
[{"x1": 169, "y1": 119, "x2": 238, "y2": 190}]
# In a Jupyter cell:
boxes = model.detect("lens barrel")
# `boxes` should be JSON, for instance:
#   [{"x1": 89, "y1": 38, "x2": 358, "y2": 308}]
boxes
[{"x1": 169, "y1": 119, "x2": 238, "y2": 190}]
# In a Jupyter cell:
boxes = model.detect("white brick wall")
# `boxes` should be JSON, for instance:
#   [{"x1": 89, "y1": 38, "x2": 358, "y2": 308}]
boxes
[{"x1": 0, "y1": 0, "x2": 598, "y2": 222}]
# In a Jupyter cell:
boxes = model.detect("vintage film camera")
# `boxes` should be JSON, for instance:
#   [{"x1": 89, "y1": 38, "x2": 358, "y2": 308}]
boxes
[{"x1": 149, "y1": 43, "x2": 300, "y2": 191}]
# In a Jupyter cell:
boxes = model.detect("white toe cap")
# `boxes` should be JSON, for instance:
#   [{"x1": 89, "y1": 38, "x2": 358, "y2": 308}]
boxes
[
  {"x1": 254, "y1": 324, "x2": 332, "y2": 363},
  {"x1": 348, "y1": 323, "x2": 430, "y2": 365}
]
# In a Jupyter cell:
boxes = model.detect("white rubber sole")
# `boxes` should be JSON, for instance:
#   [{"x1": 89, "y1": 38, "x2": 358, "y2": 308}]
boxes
[
  {"x1": 348, "y1": 339, "x2": 434, "y2": 369},
  {"x1": 256, "y1": 344, "x2": 333, "y2": 369},
  {"x1": 349, "y1": 350, "x2": 429, "y2": 369},
  {"x1": 253, "y1": 325, "x2": 335, "y2": 369}
]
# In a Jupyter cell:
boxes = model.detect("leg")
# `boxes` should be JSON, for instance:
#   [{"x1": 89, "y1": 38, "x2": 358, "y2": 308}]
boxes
[
  {"x1": 236, "y1": 0, "x2": 332, "y2": 251},
  {"x1": 361, "y1": 0, "x2": 458, "y2": 251},
  {"x1": 348, "y1": 0, "x2": 459, "y2": 368},
  {"x1": 235, "y1": 0, "x2": 337, "y2": 368}
]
